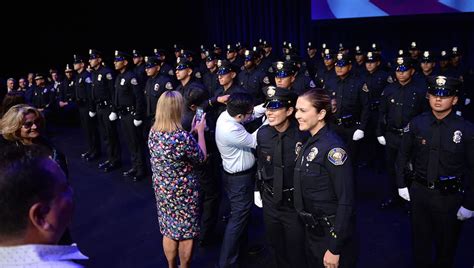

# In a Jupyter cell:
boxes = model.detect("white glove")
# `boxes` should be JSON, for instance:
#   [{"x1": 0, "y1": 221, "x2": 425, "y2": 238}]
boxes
[
  {"x1": 352, "y1": 129, "x2": 364, "y2": 141},
  {"x1": 377, "y1": 136, "x2": 386, "y2": 146},
  {"x1": 254, "y1": 191, "x2": 263, "y2": 208},
  {"x1": 88, "y1": 111, "x2": 96, "y2": 118},
  {"x1": 465, "y1": 98, "x2": 471, "y2": 106},
  {"x1": 133, "y1": 119, "x2": 143, "y2": 127},
  {"x1": 109, "y1": 112, "x2": 118, "y2": 121},
  {"x1": 398, "y1": 187, "x2": 410, "y2": 201},
  {"x1": 457, "y1": 206, "x2": 474, "y2": 221}
]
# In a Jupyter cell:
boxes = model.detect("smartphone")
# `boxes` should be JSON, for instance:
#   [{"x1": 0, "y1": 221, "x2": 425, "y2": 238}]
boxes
[{"x1": 195, "y1": 107, "x2": 204, "y2": 122}]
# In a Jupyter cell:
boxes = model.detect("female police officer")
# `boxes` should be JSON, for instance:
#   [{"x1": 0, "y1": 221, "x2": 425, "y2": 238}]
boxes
[
  {"x1": 293, "y1": 88, "x2": 356, "y2": 268},
  {"x1": 256, "y1": 86, "x2": 308, "y2": 268}
]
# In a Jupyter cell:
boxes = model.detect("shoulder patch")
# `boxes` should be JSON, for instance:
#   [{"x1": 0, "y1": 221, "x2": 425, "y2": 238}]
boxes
[
  {"x1": 131, "y1": 78, "x2": 138, "y2": 85},
  {"x1": 165, "y1": 82, "x2": 173, "y2": 90},
  {"x1": 309, "y1": 80, "x2": 316, "y2": 88},
  {"x1": 403, "y1": 123, "x2": 410, "y2": 133},
  {"x1": 362, "y1": 83, "x2": 369, "y2": 92},
  {"x1": 106, "y1": 73, "x2": 113, "y2": 80},
  {"x1": 387, "y1": 76, "x2": 394, "y2": 83},
  {"x1": 327, "y1": 148, "x2": 347, "y2": 166},
  {"x1": 85, "y1": 77, "x2": 92, "y2": 84},
  {"x1": 168, "y1": 70, "x2": 174, "y2": 76},
  {"x1": 268, "y1": 67, "x2": 273, "y2": 73},
  {"x1": 195, "y1": 72, "x2": 202, "y2": 79}
]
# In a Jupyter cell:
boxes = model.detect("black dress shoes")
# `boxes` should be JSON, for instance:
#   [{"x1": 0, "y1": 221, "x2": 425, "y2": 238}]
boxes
[
  {"x1": 81, "y1": 151, "x2": 90, "y2": 159},
  {"x1": 98, "y1": 160, "x2": 110, "y2": 169},
  {"x1": 122, "y1": 168, "x2": 137, "y2": 177}
]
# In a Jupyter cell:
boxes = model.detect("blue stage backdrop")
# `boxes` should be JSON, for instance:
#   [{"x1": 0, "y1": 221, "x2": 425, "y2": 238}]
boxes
[{"x1": 311, "y1": 0, "x2": 474, "y2": 20}]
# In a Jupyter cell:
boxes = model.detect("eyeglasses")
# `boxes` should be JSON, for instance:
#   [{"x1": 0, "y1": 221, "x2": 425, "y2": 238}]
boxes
[{"x1": 22, "y1": 120, "x2": 40, "y2": 129}]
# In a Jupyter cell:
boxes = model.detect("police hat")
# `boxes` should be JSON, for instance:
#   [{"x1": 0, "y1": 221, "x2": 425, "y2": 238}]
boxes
[
  {"x1": 217, "y1": 60, "x2": 238, "y2": 75},
  {"x1": 421, "y1": 51, "x2": 435, "y2": 63},
  {"x1": 409, "y1": 41, "x2": 420, "y2": 51},
  {"x1": 440, "y1": 50, "x2": 450, "y2": 61},
  {"x1": 144, "y1": 56, "x2": 162, "y2": 68},
  {"x1": 272, "y1": 61, "x2": 297, "y2": 78},
  {"x1": 371, "y1": 43, "x2": 381, "y2": 52},
  {"x1": 114, "y1": 50, "x2": 130, "y2": 62},
  {"x1": 132, "y1": 49, "x2": 142, "y2": 58},
  {"x1": 395, "y1": 57, "x2": 414, "y2": 72},
  {"x1": 263, "y1": 40, "x2": 271, "y2": 48},
  {"x1": 175, "y1": 57, "x2": 193, "y2": 70},
  {"x1": 451, "y1": 46, "x2": 461, "y2": 57},
  {"x1": 173, "y1": 44, "x2": 181, "y2": 52},
  {"x1": 89, "y1": 49, "x2": 102, "y2": 59},
  {"x1": 307, "y1": 42, "x2": 317, "y2": 50},
  {"x1": 200, "y1": 44, "x2": 208, "y2": 53},
  {"x1": 181, "y1": 49, "x2": 194, "y2": 59},
  {"x1": 65, "y1": 64, "x2": 73, "y2": 72},
  {"x1": 365, "y1": 51, "x2": 381, "y2": 62},
  {"x1": 335, "y1": 53, "x2": 352, "y2": 67},
  {"x1": 354, "y1": 46, "x2": 363, "y2": 56},
  {"x1": 73, "y1": 54, "x2": 86, "y2": 64},
  {"x1": 397, "y1": 49, "x2": 408, "y2": 57},
  {"x1": 244, "y1": 50, "x2": 259, "y2": 61},
  {"x1": 323, "y1": 48, "x2": 335, "y2": 60},
  {"x1": 226, "y1": 44, "x2": 238, "y2": 53},
  {"x1": 427, "y1": 76, "x2": 461, "y2": 97},
  {"x1": 338, "y1": 43, "x2": 345, "y2": 52},
  {"x1": 205, "y1": 51, "x2": 218, "y2": 61},
  {"x1": 34, "y1": 73, "x2": 46, "y2": 80},
  {"x1": 263, "y1": 86, "x2": 298, "y2": 109}
]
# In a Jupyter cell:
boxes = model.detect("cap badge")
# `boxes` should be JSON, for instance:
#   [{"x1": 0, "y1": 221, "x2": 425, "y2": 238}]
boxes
[
  {"x1": 436, "y1": 76, "x2": 447, "y2": 86},
  {"x1": 266, "y1": 86, "x2": 276, "y2": 97}
]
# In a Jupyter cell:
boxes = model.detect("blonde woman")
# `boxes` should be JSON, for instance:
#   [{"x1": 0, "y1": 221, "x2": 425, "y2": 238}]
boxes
[{"x1": 148, "y1": 91, "x2": 207, "y2": 268}]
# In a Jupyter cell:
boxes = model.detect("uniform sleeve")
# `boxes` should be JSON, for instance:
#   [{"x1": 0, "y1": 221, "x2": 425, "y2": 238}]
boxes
[
  {"x1": 376, "y1": 88, "x2": 389, "y2": 137},
  {"x1": 58, "y1": 82, "x2": 67, "y2": 102},
  {"x1": 184, "y1": 131, "x2": 205, "y2": 165},
  {"x1": 131, "y1": 76, "x2": 146, "y2": 120},
  {"x1": 85, "y1": 74, "x2": 95, "y2": 112},
  {"x1": 325, "y1": 147, "x2": 355, "y2": 255},
  {"x1": 463, "y1": 123, "x2": 474, "y2": 210},
  {"x1": 395, "y1": 120, "x2": 416, "y2": 188},
  {"x1": 358, "y1": 83, "x2": 370, "y2": 130}
]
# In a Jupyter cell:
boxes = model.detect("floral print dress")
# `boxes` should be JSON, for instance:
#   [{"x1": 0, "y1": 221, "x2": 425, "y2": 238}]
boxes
[{"x1": 148, "y1": 129, "x2": 205, "y2": 240}]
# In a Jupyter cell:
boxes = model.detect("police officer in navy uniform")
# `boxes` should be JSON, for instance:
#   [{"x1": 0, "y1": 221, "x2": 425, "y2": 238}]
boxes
[
  {"x1": 396, "y1": 76, "x2": 474, "y2": 268},
  {"x1": 352, "y1": 46, "x2": 366, "y2": 77},
  {"x1": 181, "y1": 49, "x2": 203, "y2": 82},
  {"x1": 408, "y1": 41, "x2": 422, "y2": 72},
  {"x1": 202, "y1": 51, "x2": 220, "y2": 97},
  {"x1": 73, "y1": 54, "x2": 101, "y2": 161},
  {"x1": 260, "y1": 40, "x2": 276, "y2": 73},
  {"x1": 419, "y1": 50, "x2": 438, "y2": 78},
  {"x1": 32, "y1": 73, "x2": 55, "y2": 120},
  {"x1": 284, "y1": 54, "x2": 316, "y2": 95},
  {"x1": 272, "y1": 61, "x2": 297, "y2": 92},
  {"x1": 111, "y1": 50, "x2": 147, "y2": 182},
  {"x1": 305, "y1": 42, "x2": 322, "y2": 79},
  {"x1": 88, "y1": 49, "x2": 121, "y2": 170},
  {"x1": 314, "y1": 48, "x2": 337, "y2": 88},
  {"x1": 58, "y1": 64, "x2": 77, "y2": 123},
  {"x1": 293, "y1": 89, "x2": 356, "y2": 268},
  {"x1": 154, "y1": 48, "x2": 176, "y2": 81},
  {"x1": 144, "y1": 56, "x2": 174, "y2": 132},
  {"x1": 377, "y1": 56, "x2": 429, "y2": 209},
  {"x1": 325, "y1": 53, "x2": 369, "y2": 161},
  {"x1": 226, "y1": 44, "x2": 244, "y2": 69},
  {"x1": 132, "y1": 49, "x2": 147, "y2": 86},
  {"x1": 238, "y1": 49, "x2": 270, "y2": 104},
  {"x1": 175, "y1": 56, "x2": 206, "y2": 101},
  {"x1": 256, "y1": 86, "x2": 309, "y2": 268}
]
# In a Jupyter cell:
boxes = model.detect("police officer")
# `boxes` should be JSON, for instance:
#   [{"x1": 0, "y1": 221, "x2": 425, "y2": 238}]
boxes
[
  {"x1": 175, "y1": 56, "x2": 205, "y2": 101},
  {"x1": 111, "y1": 50, "x2": 147, "y2": 182},
  {"x1": 88, "y1": 49, "x2": 121, "y2": 170},
  {"x1": 408, "y1": 41, "x2": 422, "y2": 67},
  {"x1": 314, "y1": 48, "x2": 337, "y2": 88},
  {"x1": 438, "y1": 50, "x2": 452, "y2": 76},
  {"x1": 377, "y1": 56, "x2": 428, "y2": 208},
  {"x1": 293, "y1": 88, "x2": 356, "y2": 268},
  {"x1": 58, "y1": 64, "x2": 77, "y2": 123},
  {"x1": 31, "y1": 73, "x2": 55, "y2": 120},
  {"x1": 132, "y1": 49, "x2": 147, "y2": 86},
  {"x1": 396, "y1": 76, "x2": 474, "y2": 268},
  {"x1": 226, "y1": 44, "x2": 244, "y2": 69},
  {"x1": 202, "y1": 51, "x2": 220, "y2": 97},
  {"x1": 238, "y1": 49, "x2": 270, "y2": 104},
  {"x1": 284, "y1": 54, "x2": 316, "y2": 95},
  {"x1": 144, "y1": 56, "x2": 174, "y2": 132},
  {"x1": 305, "y1": 42, "x2": 322, "y2": 78},
  {"x1": 181, "y1": 49, "x2": 203, "y2": 81},
  {"x1": 272, "y1": 60, "x2": 297, "y2": 92},
  {"x1": 73, "y1": 54, "x2": 101, "y2": 161},
  {"x1": 352, "y1": 46, "x2": 366, "y2": 77},
  {"x1": 325, "y1": 53, "x2": 369, "y2": 161},
  {"x1": 419, "y1": 50, "x2": 438, "y2": 78},
  {"x1": 256, "y1": 86, "x2": 308, "y2": 268},
  {"x1": 154, "y1": 48, "x2": 176, "y2": 80},
  {"x1": 260, "y1": 40, "x2": 277, "y2": 72}
]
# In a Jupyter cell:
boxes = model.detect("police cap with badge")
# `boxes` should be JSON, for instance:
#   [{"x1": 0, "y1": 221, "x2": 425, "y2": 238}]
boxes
[
  {"x1": 365, "y1": 51, "x2": 381, "y2": 63},
  {"x1": 114, "y1": 50, "x2": 130, "y2": 62},
  {"x1": 65, "y1": 64, "x2": 73, "y2": 73},
  {"x1": 73, "y1": 54, "x2": 86, "y2": 64},
  {"x1": 354, "y1": 46, "x2": 363, "y2": 56},
  {"x1": 323, "y1": 48, "x2": 335, "y2": 60},
  {"x1": 89, "y1": 49, "x2": 102, "y2": 60},
  {"x1": 226, "y1": 44, "x2": 238, "y2": 53},
  {"x1": 427, "y1": 76, "x2": 461, "y2": 97},
  {"x1": 34, "y1": 73, "x2": 46, "y2": 80},
  {"x1": 272, "y1": 61, "x2": 297, "y2": 78},
  {"x1": 132, "y1": 49, "x2": 142, "y2": 58},
  {"x1": 263, "y1": 86, "x2": 298, "y2": 109},
  {"x1": 244, "y1": 49, "x2": 259, "y2": 62},
  {"x1": 144, "y1": 56, "x2": 162, "y2": 69},
  {"x1": 175, "y1": 56, "x2": 193, "y2": 70},
  {"x1": 335, "y1": 53, "x2": 352, "y2": 67},
  {"x1": 421, "y1": 51, "x2": 435, "y2": 63},
  {"x1": 205, "y1": 51, "x2": 218, "y2": 62},
  {"x1": 394, "y1": 56, "x2": 414, "y2": 72},
  {"x1": 217, "y1": 60, "x2": 239, "y2": 75}
]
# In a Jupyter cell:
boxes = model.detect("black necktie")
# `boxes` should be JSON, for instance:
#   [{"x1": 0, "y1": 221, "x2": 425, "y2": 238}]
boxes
[
  {"x1": 427, "y1": 121, "x2": 441, "y2": 182},
  {"x1": 273, "y1": 133, "x2": 284, "y2": 203}
]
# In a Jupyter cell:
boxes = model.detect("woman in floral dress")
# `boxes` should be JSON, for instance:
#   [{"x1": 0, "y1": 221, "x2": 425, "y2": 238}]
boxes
[{"x1": 148, "y1": 91, "x2": 207, "y2": 268}]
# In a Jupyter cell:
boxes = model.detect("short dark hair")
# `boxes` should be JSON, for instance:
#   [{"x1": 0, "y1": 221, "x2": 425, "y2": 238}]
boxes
[
  {"x1": 0, "y1": 145, "x2": 57, "y2": 238},
  {"x1": 300, "y1": 88, "x2": 333, "y2": 122},
  {"x1": 186, "y1": 87, "x2": 209, "y2": 107},
  {"x1": 226, "y1": 93, "x2": 254, "y2": 117}
]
